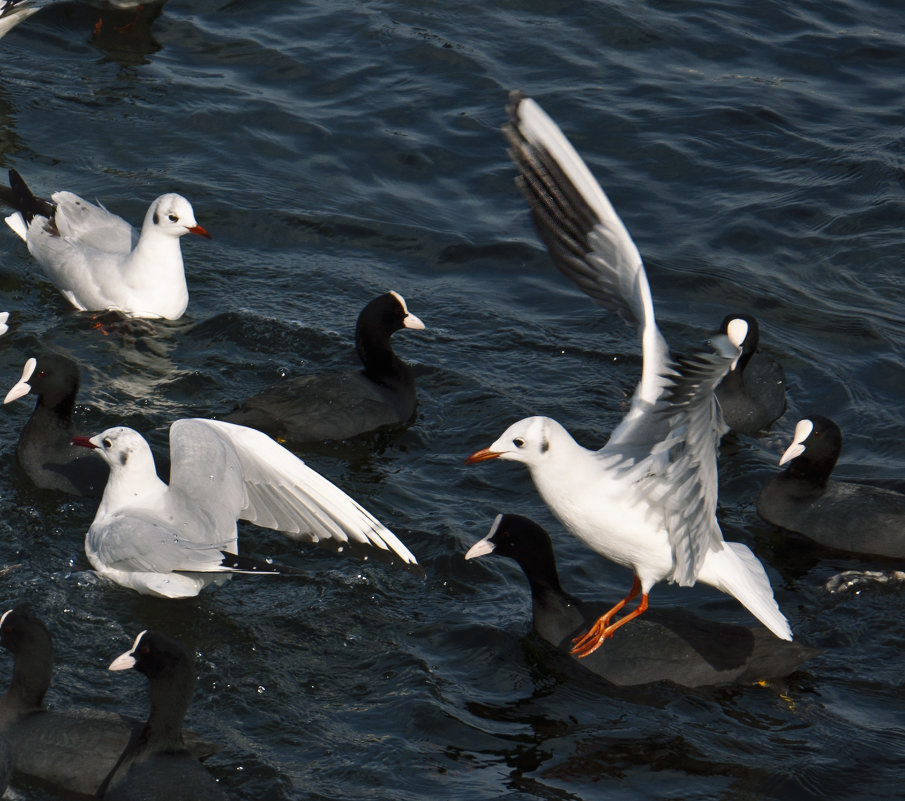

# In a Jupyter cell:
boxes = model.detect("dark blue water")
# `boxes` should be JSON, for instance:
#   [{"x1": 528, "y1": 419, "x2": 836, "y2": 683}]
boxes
[{"x1": 2, "y1": 0, "x2": 905, "y2": 798}]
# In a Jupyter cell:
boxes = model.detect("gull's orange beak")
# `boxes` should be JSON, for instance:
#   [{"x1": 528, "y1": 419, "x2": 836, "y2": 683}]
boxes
[
  {"x1": 189, "y1": 224, "x2": 212, "y2": 239},
  {"x1": 464, "y1": 448, "x2": 501, "y2": 464}
]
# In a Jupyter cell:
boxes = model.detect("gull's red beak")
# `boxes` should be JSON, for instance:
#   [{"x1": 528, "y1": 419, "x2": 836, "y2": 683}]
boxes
[
  {"x1": 189, "y1": 224, "x2": 212, "y2": 239},
  {"x1": 71, "y1": 436, "x2": 97, "y2": 449},
  {"x1": 464, "y1": 448, "x2": 501, "y2": 464}
]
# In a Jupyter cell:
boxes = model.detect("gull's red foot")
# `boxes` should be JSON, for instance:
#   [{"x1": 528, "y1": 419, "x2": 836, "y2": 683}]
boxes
[
  {"x1": 570, "y1": 617, "x2": 615, "y2": 657},
  {"x1": 570, "y1": 588, "x2": 650, "y2": 658}
]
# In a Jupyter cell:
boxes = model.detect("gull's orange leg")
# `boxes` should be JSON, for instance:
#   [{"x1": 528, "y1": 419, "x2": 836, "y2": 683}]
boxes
[
  {"x1": 117, "y1": 5, "x2": 145, "y2": 34},
  {"x1": 572, "y1": 593, "x2": 650, "y2": 658},
  {"x1": 570, "y1": 575, "x2": 642, "y2": 657},
  {"x1": 91, "y1": 313, "x2": 110, "y2": 337}
]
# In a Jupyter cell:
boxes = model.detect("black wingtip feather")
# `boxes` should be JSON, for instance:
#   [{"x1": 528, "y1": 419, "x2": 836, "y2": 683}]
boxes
[
  {"x1": 216, "y1": 551, "x2": 307, "y2": 576},
  {"x1": 3, "y1": 169, "x2": 54, "y2": 224}
]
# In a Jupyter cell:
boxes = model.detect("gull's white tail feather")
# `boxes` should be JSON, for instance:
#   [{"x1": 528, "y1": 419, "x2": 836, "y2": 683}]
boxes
[{"x1": 698, "y1": 542, "x2": 792, "y2": 640}]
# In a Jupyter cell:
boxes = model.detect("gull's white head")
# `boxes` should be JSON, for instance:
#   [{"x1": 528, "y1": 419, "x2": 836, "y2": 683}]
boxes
[
  {"x1": 74, "y1": 426, "x2": 155, "y2": 472},
  {"x1": 465, "y1": 416, "x2": 568, "y2": 468},
  {"x1": 146, "y1": 193, "x2": 211, "y2": 240},
  {"x1": 779, "y1": 418, "x2": 814, "y2": 466}
]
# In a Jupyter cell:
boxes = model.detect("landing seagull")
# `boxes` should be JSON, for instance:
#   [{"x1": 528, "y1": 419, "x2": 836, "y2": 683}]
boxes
[
  {"x1": 73, "y1": 418, "x2": 418, "y2": 597},
  {"x1": 0, "y1": 169, "x2": 210, "y2": 320},
  {"x1": 466, "y1": 93, "x2": 792, "y2": 657}
]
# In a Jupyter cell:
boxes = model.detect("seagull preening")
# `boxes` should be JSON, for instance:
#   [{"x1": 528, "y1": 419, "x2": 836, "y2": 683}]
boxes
[
  {"x1": 73, "y1": 418, "x2": 418, "y2": 597},
  {"x1": 466, "y1": 92, "x2": 792, "y2": 657},
  {"x1": 0, "y1": 169, "x2": 210, "y2": 320}
]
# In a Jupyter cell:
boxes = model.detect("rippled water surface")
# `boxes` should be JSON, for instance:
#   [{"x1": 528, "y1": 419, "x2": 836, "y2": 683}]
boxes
[{"x1": 2, "y1": 0, "x2": 905, "y2": 798}]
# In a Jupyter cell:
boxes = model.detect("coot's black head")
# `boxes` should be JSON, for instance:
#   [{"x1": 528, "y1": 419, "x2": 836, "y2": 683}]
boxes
[
  {"x1": 465, "y1": 513, "x2": 551, "y2": 560},
  {"x1": 109, "y1": 630, "x2": 192, "y2": 681},
  {"x1": 779, "y1": 414, "x2": 842, "y2": 485},
  {"x1": 466, "y1": 514, "x2": 563, "y2": 595},
  {"x1": 357, "y1": 291, "x2": 425, "y2": 339},
  {"x1": 719, "y1": 314, "x2": 760, "y2": 369},
  {"x1": 4, "y1": 354, "x2": 80, "y2": 407},
  {"x1": 0, "y1": 607, "x2": 51, "y2": 657}
]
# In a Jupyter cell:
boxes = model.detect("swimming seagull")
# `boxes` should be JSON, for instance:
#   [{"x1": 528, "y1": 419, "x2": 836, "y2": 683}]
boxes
[
  {"x1": 0, "y1": 0, "x2": 42, "y2": 39},
  {"x1": 73, "y1": 418, "x2": 419, "y2": 597},
  {"x1": 465, "y1": 92, "x2": 792, "y2": 656},
  {"x1": 0, "y1": 169, "x2": 210, "y2": 320}
]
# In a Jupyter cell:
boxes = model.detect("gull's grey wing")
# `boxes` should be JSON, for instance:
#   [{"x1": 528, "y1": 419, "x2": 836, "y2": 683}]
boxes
[
  {"x1": 169, "y1": 419, "x2": 419, "y2": 569},
  {"x1": 0, "y1": 0, "x2": 41, "y2": 39},
  {"x1": 166, "y1": 417, "x2": 247, "y2": 542},
  {"x1": 51, "y1": 192, "x2": 137, "y2": 254},
  {"x1": 503, "y1": 91, "x2": 670, "y2": 423},
  {"x1": 87, "y1": 512, "x2": 235, "y2": 576},
  {"x1": 637, "y1": 334, "x2": 740, "y2": 585}
]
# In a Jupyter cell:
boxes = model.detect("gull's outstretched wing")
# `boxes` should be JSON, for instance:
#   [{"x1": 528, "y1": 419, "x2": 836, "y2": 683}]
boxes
[
  {"x1": 642, "y1": 334, "x2": 739, "y2": 585},
  {"x1": 504, "y1": 91, "x2": 670, "y2": 419},
  {"x1": 168, "y1": 419, "x2": 420, "y2": 571}
]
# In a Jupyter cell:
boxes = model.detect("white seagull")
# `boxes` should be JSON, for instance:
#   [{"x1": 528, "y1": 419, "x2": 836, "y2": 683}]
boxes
[
  {"x1": 0, "y1": 169, "x2": 210, "y2": 320},
  {"x1": 72, "y1": 418, "x2": 418, "y2": 597},
  {"x1": 466, "y1": 92, "x2": 792, "y2": 656},
  {"x1": 0, "y1": 0, "x2": 42, "y2": 39}
]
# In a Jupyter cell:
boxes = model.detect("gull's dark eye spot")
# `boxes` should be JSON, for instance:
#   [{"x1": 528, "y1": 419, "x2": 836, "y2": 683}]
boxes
[
  {"x1": 168, "y1": 213, "x2": 179, "y2": 223},
  {"x1": 513, "y1": 437, "x2": 525, "y2": 448},
  {"x1": 103, "y1": 438, "x2": 112, "y2": 449}
]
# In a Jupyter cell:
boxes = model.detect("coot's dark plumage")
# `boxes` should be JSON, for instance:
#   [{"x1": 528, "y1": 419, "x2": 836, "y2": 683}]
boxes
[
  {"x1": 3, "y1": 354, "x2": 109, "y2": 497},
  {"x1": 466, "y1": 515, "x2": 816, "y2": 687},
  {"x1": 224, "y1": 291, "x2": 424, "y2": 444},
  {"x1": 758, "y1": 415, "x2": 905, "y2": 558},
  {"x1": 0, "y1": 608, "x2": 218, "y2": 796},
  {"x1": 0, "y1": 735, "x2": 9, "y2": 797},
  {"x1": 99, "y1": 630, "x2": 228, "y2": 801},
  {"x1": 715, "y1": 314, "x2": 786, "y2": 436}
]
